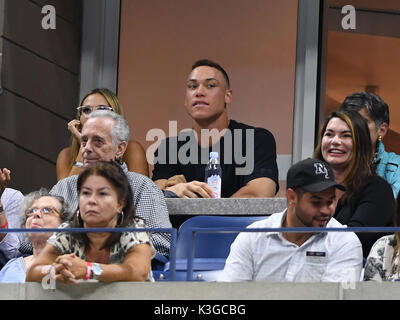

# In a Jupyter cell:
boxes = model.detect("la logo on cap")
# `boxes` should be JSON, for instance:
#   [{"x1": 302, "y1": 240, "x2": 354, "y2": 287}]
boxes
[{"x1": 314, "y1": 163, "x2": 329, "y2": 179}]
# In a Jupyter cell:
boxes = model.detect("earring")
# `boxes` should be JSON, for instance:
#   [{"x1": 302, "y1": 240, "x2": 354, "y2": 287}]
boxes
[
  {"x1": 114, "y1": 157, "x2": 123, "y2": 165},
  {"x1": 118, "y1": 211, "x2": 124, "y2": 226},
  {"x1": 76, "y1": 210, "x2": 83, "y2": 226},
  {"x1": 377, "y1": 135, "x2": 382, "y2": 142}
]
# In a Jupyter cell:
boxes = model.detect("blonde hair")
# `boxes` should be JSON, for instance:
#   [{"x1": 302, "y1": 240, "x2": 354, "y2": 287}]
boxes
[{"x1": 70, "y1": 88, "x2": 125, "y2": 168}]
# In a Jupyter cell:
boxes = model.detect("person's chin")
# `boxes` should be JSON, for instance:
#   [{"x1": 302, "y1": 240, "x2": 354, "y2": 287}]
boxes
[
  {"x1": 83, "y1": 159, "x2": 97, "y2": 166},
  {"x1": 314, "y1": 220, "x2": 329, "y2": 228},
  {"x1": 191, "y1": 111, "x2": 217, "y2": 123}
]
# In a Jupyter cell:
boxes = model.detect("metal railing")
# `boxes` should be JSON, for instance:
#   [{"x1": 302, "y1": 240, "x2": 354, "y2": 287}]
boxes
[
  {"x1": 185, "y1": 226, "x2": 400, "y2": 281},
  {"x1": 3, "y1": 226, "x2": 399, "y2": 282},
  {"x1": 1, "y1": 227, "x2": 178, "y2": 281}
]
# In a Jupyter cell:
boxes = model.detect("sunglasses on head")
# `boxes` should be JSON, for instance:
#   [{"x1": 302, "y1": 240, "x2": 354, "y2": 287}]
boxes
[{"x1": 76, "y1": 105, "x2": 114, "y2": 115}]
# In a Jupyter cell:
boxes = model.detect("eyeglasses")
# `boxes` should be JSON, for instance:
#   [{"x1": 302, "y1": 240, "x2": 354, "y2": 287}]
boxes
[
  {"x1": 26, "y1": 206, "x2": 61, "y2": 218},
  {"x1": 76, "y1": 105, "x2": 114, "y2": 115}
]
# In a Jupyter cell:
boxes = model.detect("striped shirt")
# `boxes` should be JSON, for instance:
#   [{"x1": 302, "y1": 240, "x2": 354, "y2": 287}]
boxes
[
  {"x1": 0, "y1": 188, "x2": 24, "y2": 264},
  {"x1": 50, "y1": 163, "x2": 172, "y2": 258}
]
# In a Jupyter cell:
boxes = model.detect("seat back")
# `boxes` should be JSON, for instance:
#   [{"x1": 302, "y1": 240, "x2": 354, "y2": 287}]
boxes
[
  {"x1": 154, "y1": 268, "x2": 224, "y2": 282},
  {"x1": 176, "y1": 215, "x2": 269, "y2": 259},
  {"x1": 151, "y1": 252, "x2": 169, "y2": 271}
]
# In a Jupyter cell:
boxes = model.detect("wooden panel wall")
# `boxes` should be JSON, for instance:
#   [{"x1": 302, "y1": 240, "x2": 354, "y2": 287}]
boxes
[
  {"x1": 0, "y1": 0, "x2": 81, "y2": 194},
  {"x1": 324, "y1": 5, "x2": 400, "y2": 154}
]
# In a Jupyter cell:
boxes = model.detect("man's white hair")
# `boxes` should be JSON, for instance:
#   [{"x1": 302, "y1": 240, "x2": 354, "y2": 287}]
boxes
[{"x1": 88, "y1": 110, "x2": 130, "y2": 145}]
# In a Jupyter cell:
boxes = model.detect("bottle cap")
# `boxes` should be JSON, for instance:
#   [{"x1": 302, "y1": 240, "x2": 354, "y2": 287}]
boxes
[{"x1": 210, "y1": 152, "x2": 219, "y2": 159}]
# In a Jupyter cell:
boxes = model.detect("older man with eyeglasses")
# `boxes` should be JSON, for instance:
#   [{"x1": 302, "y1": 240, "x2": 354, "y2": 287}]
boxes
[
  {"x1": 56, "y1": 88, "x2": 149, "y2": 181},
  {"x1": 50, "y1": 110, "x2": 172, "y2": 264}
]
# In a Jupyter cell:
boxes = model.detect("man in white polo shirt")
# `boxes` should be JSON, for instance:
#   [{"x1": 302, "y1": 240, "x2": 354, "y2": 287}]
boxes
[{"x1": 219, "y1": 158, "x2": 363, "y2": 282}]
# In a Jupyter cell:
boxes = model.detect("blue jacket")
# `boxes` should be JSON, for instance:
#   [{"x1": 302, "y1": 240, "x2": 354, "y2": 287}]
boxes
[{"x1": 375, "y1": 141, "x2": 400, "y2": 198}]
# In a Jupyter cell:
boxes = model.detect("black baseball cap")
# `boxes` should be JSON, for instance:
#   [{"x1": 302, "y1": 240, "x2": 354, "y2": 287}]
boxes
[{"x1": 286, "y1": 158, "x2": 346, "y2": 192}]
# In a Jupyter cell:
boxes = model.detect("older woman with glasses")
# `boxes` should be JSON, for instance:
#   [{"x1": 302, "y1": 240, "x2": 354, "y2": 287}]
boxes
[
  {"x1": 56, "y1": 88, "x2": 149, "y2": 180},
  {"x1": 0, "y1": 189, "x2": 70, "y2": 283}
]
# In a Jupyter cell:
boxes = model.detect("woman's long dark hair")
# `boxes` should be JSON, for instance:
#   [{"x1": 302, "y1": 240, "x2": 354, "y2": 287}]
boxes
[
  {"x1": 70, "y1": 160, "x2": 136, "y2": 250},
  {"x1": 314, "y1": 110, "x2": 373, "y2": 203}
]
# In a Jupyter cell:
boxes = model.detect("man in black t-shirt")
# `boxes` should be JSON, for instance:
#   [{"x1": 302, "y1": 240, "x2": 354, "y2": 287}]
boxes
[{"x1": 152, "y1": 59, "x2": 279, "y2": 199}]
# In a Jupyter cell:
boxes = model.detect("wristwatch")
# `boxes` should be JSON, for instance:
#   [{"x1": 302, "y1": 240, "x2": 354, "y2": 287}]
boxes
[{"x1": 91, "y1": 263, "x2": 103, "y2": 280}]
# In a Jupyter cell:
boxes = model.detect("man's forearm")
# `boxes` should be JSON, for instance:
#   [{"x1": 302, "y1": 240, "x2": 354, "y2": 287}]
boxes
[{"x1": 230, "y1": 177, "x2": 277, "y2": 198}]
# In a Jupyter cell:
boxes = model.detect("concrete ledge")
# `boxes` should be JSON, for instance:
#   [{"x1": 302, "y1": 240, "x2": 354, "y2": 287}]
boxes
[
  {"x1": 2, "y1": 282, "x2": 399, "y2": 300},
  {"x1": 165, "y1": 198, "x2": 287, "y2": 216}
]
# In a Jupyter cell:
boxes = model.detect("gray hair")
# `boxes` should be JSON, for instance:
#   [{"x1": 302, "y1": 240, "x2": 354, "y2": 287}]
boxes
[
  {"x1": 88, "y1": 110, "x2": 130, "y2": 145},
  {"x1": 340, "y1": 91, "x2": 390, "y2": 130},
  {"x1": 19, "y1": 188, "x2": 71, "y2": 228}
]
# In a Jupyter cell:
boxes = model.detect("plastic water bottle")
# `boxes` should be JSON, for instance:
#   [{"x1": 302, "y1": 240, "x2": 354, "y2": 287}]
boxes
[{"x1": 205, "y1": 151, "x2": 222, "y2": 198}]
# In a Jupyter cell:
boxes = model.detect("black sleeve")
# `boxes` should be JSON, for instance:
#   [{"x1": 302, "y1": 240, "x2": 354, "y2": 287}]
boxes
[
  {"x1": 344, "y1": 176, "x2": 395, "y2": 257},
  {"x1": 152, "y1": 137, "x2": 180, "y2": 181},
  {"x1": 242, "y1": 128, "x2": 279, "y2": 194}
]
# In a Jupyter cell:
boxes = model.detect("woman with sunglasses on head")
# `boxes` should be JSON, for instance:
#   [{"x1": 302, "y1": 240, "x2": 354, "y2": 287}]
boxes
[
  {"x1": 56, "y1": 88, "x2": 149, "y2": 180},
  {"x1": 0, "y1": 189, "x2": 70, "y2": 283},
  {"x1": 26, "y1": 161, "x2": 155, "y2": 283}
]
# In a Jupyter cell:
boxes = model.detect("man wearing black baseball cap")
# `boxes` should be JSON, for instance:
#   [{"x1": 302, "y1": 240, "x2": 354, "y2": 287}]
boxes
[
  {"x1": 286, "y1": 157, "x2": 345, "y2": 193},
  {"x1": 219, "y1": 158, "x2": 363, "y2": 282}
]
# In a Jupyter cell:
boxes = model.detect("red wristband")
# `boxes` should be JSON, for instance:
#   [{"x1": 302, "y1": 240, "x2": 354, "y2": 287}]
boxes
[
  {"x1": 84, "y1": 262, "x2": 92, "y2": 280},
  {"x1": 0, "y1": 219, "x2": 8, "y2": 229}
]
